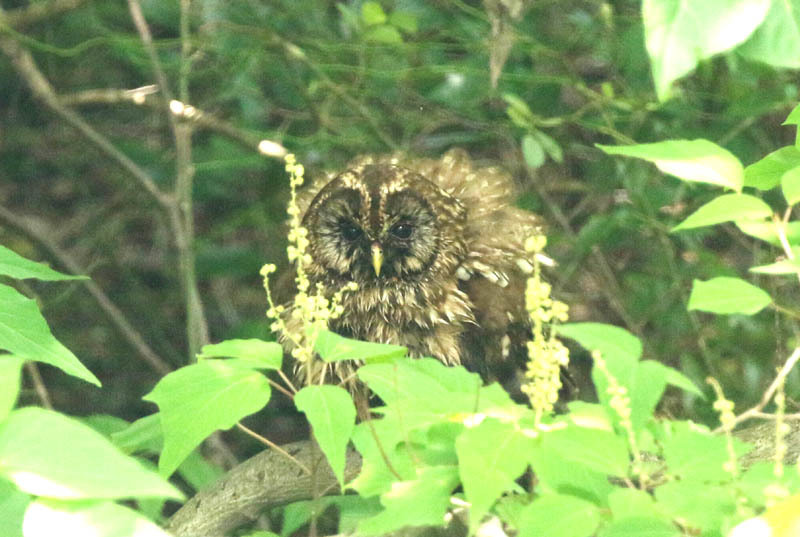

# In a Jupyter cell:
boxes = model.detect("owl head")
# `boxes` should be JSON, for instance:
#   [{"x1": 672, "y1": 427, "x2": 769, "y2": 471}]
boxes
[{"x1": 302, "y1": 163, "x2": 468, "y2": 287}]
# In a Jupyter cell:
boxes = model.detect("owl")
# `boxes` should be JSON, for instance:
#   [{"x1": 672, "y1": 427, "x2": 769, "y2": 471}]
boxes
[{"x1": 283, "y1": 148, "x2": 542, "y2": 388}]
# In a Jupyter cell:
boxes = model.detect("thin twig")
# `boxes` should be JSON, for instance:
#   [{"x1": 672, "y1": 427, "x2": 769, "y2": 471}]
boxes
[
  {"x1": 715, "y1": 347, "x2": 800, "y2": 433},
  {"x1": 267, "y1": 377, "x2": 295, "y2": 399},
  {"x1": 236, "y1": 423, "x2": 312, "y2": 475},
  {"x1": 0, "y1": 205, "x2": 173, "y2": 375},
  {"x1": 24, "y1": 362, "x2": 53, "y2": 409}
]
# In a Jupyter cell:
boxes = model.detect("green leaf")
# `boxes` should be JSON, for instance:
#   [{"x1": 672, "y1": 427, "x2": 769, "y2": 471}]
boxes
[
  {"x1": 456, "y1": 419, "x2": 535, "y2": 531},
  {"x1": 361, "y1": 1, "x2": 387, "y2": 25},
  {"x1": 782, "y1": 166, "x2": 800, "y2": 205},
  {"x1": 557, "y1": 323, "x2": 642, "y2": 363},
  {"x1": 744, "y1": 146, "x2": 800, "y2": 190},
  {"x1": 661, "y1": 421, "x2": 750, "y2": 482},
  {"x1": 529, "y1": 444, "x2": 614, "y2": 505},
  {"x1": 111, "y1": 414, "x2": 162, "y2": 455},
  {"x1": 0, "y1": 245, "x2": 86, "y2": 281},
  {"x1": 608, "y1": 488, "x2": 660, "y2": 520},
  {"x1": 23, "y1": 499, "x2": 172, "y2": 537},
  {"x1": 642, "y1": 0, "x2": 770, "y2": 100},
  {"x1": 542, "y1": 425, "x2": 629, "y2": 476},
  {"x1": 688, "y1": 277, "x2": 772, "y2": 315},
  {"x1": 522, "y1": 134, "x2": 545, "y2": 169},
  {"x1": 671, "y1": 194, "x2": 772, "y2": 231},
  {"x1": 750, "y1": 259, "x2": 800, "y2": 275},
  {"x1": 363, "y1": 25, "x2": 402, "y2": 44},
  {"x1": 144, "y1": 360, "x2": 272, "y2": 477},
  {"x1": 598, "y1": 516, "x2": 681, "y2": 537},
  {"x1": 0, "y1": 407, "x2": 182, "y2": 500},
  {"x1": 294, "y1": 385, "x2": 356, "y2": 487},
  {"x1": 598, "y1": 140, "x2": 744, "y2": 191},
  {"x1": 314, "y1": 330, "x2": 406, "y2": 363},
  {"x1": 517, "y1": 493, "x2": 601, "y2": 537},
  {"x1": 349, "y1": 416, "x2": 416, "y2": 497},
  {"x1": 0, "y1": 355, "x2": 23, "y2": 422},
  {"x1": 654, "y1": 481, "x2": 736, "y2": 532},
  {"x1": 389, "y1": 11, "x2": 417, "y2": 34},
  {"x1": 655, "y1": 363, "x2": 704, "y2": 397},
  {"x1": 198, "y1": 339, "x2": 282, "y2": 369},
  {"x1": 0, "y1": 478, "x2": 28, "y2": 537},
  {"x1": 535, "y1": 130, "x2": 564, "y2": 163},
  {"x1": 736, "y1": 219, "x2": 800, "y2": 246},
  {"x1": 786, "y1": 103, "x2": 800, "y2": 126},
  {"x1": 0, "y1": 284, "x2": 99, "y2": 386},
  {"x1": 357, "y1": 466, "x2": 459, "y2": 535},
  {"x1": 738, "y1": 0, "x2": 800, "y2": 69}
]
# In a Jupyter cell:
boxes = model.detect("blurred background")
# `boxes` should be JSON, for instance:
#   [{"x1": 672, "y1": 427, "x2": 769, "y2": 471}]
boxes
[{"x1": 1, "y1": 0, "x2": 798, "y2": 441}]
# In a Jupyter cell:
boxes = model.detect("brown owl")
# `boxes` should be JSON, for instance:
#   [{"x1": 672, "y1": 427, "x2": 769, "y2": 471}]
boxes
[{"x1": 284, "y1": 148, "x2": 542, "y2": 387}]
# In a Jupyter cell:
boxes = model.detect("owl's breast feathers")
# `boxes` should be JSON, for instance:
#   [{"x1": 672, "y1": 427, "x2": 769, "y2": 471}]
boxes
[{"x1": 288, "y1": 148, "x2": 541, "y2": 380}]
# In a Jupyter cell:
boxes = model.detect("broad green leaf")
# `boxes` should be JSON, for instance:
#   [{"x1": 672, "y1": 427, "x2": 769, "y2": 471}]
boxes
[
  {"x1": 750, "y1": 259, "x2": 800, "y2": 275},
  {"x1": 535, "y1": 130, "x2": 564, "y2": 163},
  {"x1": 0, "y1": 245, "x2": 86, "y2": 281},
  {"x1": 738, "y1": 0, "x2": 800, "y2": 69},
  {"x1": 357, "y1": 466, "x2": 459, "y2": 535},
  {"x1": 654, "y1": 481, "x2": 736, "y2": 531},
  {"x1": 786, "y1": 103, "x2": 800, "y2": 126},
  {"x1": 314, "y1": 330, "x2": 406, "y2": 363},
  {"x1": 389, "y1": 11, "x2": 417, "y2": 34},
  {"x1": 0, "y1": 407, "x2": 182, "y2": 500},
  {"x1": 557, "y1": 323, "x2": 642, "y2": 363},
  {"x1": 642, "y1": 0, "x2": 770, "y2": 100},
  {"x1": 144, "y1": 360, "x2": 272, "y2": 477},
  {"x1": 744, "y1": 146, "x2": 800, "y2": 190},
  {"x1": 661, "y1": 421, "x2": 750, "y2": 482},
  {"x1": 654, "y1": 362, "x2": 704, "y2": 397},
  {"x1": 517, "y1": 493, "x2": 601, "y2": 537},
  {"x1": 688, "y1": 277, "x2": 772, "y2": 315},
  {"x1": 671, "y1": 194, "x2": 772, "y2": 231},
  {"x1": 522, "y1": 134, "x2": 545, "y2": 169},
  {"x1": 198, "y1": 339, "x2": 282, "y2": 369},
  {"x1": 363, "y1": 25, "x2": 402, "y2": 44},
  {"x1": 598, "y1": 516, "x2": 681, "y2": 537},
  {"x1": 349, "y1": 416, "x2": 416, "y2": 497},
  {"x1": 111, "y1": 414, "x2": 163, "y2": 455},
  {"x1": 0, "y1": 355, "x2": 23, "y2": 421},
  {"x1": 0, "y1": 478, "x2": 28, "y2": 537},
  {"x1": 23, "y1": 499, "x2": 172, "y2": 537},
  {"x1": 0, "y1": 284, "x2": 99, "y2": 386},
  {"x1": 782, "y1": 166, "x2": 800, "y2": 205},
  {"x1": 542, "y1": 425, "x2": 629, "y2": 476},
  {"x1": 294, "y1": 385, "x2": 356, "y2": 487},
  {"x1": 361, "y1": 1, "x2": 386, "y2": 25},
  {"x1": 529, "y1": 445, "x2": 614, "y2": 504},
  {"x1": 736, "y1": 219, "x2": 800, "y2": 246},
  {"x1": 598, "y1": 140, "x2": 744, "y2": 191},
  {"x1": 608, "y1": 488, "x2": 660, "y2": 520},
  {"x1": 456, "y1": 419, "x2": 535, "y2": 531}
]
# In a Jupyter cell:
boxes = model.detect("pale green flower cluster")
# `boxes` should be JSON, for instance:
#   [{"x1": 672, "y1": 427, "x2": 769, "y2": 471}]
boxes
[
  {"x1": 520, "y1": 234, "x2": 570, "y2": 424},
  {"x1": 707, "y1": 377, "x2": 740, "y2": 478},
  {"x1": 594, "y1": 350, "x2": 647, "y2": 487},
  {"x1": 260, "y1": 154, "x2": 357, "y2": 376}
]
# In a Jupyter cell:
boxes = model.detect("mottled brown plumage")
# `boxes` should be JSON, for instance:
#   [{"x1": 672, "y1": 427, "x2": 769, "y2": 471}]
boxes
[{"x1": 286, "y1": 148, "x2": 541, "y2": 385}]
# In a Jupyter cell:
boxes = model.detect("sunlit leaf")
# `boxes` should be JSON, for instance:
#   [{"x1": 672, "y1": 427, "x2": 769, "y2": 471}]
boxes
[
  {"x1": 598, "y1": 140, "x2": 744, "y2": 191},
  {"x1": 0, "y1": 245, "x2": 86, "y2": 281},
  {"x1": 0, "y1": 355, "x2": 23, "y2": 422},
  {"x1": 0, "y1": 408, "x2": 182, "y2": 500},
  {"x1": 314, "y1": 330, "x2": 406, "y2": 363},
  {"x1": 294, "y1": 385, "x2": 356, "y2": 487},
  {"x1": 738, "y1": 0, "x2": 800, "y2": 69},
  {"x1": 0, "y1": 478, "x2": 28, "y2": 537},
  {"x1": 522, "y1": 134, "x2": 545, "y2": 169},
  {"x1": 198, "y1": 339, "x2": 282, "y2": 369},
  {"x1": 688, "y1": 277, "x2": 772, "y2": 315},
  {"x1": 642, "y1": 0, "x2": 770, "y2": 100},
  {"x1": 671, "y1": 194, "x2": 772, "y2": 231},
  {"x1": 557, "y1": 323, "x2": 642, "y2": 363},
  {"x1": 518, "y1": 493, "x2": 601, "y2": 537},
  {"x1": 782, "y1": 166, "x2": 800, "y2": 206},
  {"x1": 744, "y1": 145, "x2": 800, "y2": 190},
  {"x1": 0, "y1": 284, "x2": 99, "y2": 386},
  {"x1": 144, "y1": 360, "x2": 271, "y2": 477},
  {"x1": 23, "y1": 499, "x2": 172, "y2": 537}
]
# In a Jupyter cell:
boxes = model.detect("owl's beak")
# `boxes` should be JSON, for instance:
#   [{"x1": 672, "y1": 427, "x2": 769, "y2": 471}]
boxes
[{"x1": 371, "y1": 243, "x2": 384, "y2": 277}]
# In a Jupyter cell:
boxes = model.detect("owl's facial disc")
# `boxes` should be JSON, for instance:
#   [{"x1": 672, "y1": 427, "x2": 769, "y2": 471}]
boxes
[{"x1": 305, "y1": 168, "x2": 442, "y2": 284}]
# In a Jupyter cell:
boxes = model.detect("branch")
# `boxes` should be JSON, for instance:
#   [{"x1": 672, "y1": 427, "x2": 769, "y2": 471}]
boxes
[
  {"x1": 0, "y1": 34, "x2": 171, "y2": 207},
  {"x1": 0, "y1": 205, "x2": 173, "y2": 376},
  {"x1": 166, "y1": 440, "x2": 362, "y2": 537}
]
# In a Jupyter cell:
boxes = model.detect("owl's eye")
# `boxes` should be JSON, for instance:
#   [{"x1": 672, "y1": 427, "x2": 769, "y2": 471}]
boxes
[
  {"x1": 390, "y1": 222, "x2": 414, "y2": 239},
  {"x1": 340, "y1": 222, "x2": 363, "y2": 241}
]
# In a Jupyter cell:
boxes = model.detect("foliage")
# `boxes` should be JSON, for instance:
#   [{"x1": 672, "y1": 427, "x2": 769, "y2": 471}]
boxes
[{"x1": 3, "y1": 0, "x2": 800, "y2": 536}]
